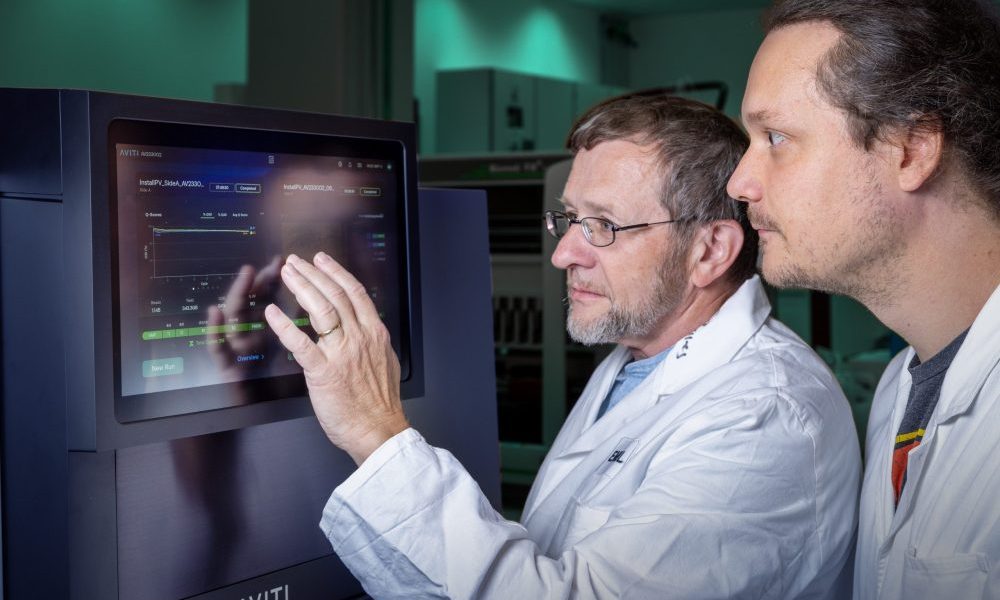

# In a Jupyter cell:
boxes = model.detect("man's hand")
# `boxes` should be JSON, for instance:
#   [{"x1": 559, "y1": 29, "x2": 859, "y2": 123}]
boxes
[{"x1": 264, "y1": 252, "x2": 409, "y2": 465}]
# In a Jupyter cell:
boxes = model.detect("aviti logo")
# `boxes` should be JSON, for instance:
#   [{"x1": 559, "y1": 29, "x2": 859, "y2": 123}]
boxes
[
  {"x1": 119, "y1": 148, "x2": 140, "y2": 157},
  {"x1": 241, "y1": 584, "x2": 289, "y2": 600}
]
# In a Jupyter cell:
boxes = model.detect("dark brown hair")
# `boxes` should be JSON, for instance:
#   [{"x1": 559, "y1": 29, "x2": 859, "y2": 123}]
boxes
[
  {"x1": 567, "y1": 93, "x2": 757, "y2": 284},
  {"x1": 765, "y1": 0, "x2": 1000, "y2": 217}
]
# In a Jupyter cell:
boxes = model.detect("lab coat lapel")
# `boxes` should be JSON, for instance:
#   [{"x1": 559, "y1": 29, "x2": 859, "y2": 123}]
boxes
[
  {"x1": 889, "y1": 281, "x2": 1000, "y2": 536},
  {"x1": 571, "y1": 275, "x2": 772, "y2": 455},
  {"x1": 529, "y1": 344, "x2": 672, "y2": 527},
  {"x1": 873, "y1": 359, "x2": 913, "y2": 545},
  {"x1": 521, "y1": 347, "x2": 630, "y2": 522},
  {"x1": 935, "y1": 281, "x2": 1000, "y2": 423},
  {"x1": 523, "y1": 277, "x2": 771, "y2": 536}
]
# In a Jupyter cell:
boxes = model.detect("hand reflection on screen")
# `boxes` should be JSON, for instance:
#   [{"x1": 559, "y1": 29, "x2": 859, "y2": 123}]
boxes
[{"x1": 206, "y1": 255, "x2": 282, "y2": 379}]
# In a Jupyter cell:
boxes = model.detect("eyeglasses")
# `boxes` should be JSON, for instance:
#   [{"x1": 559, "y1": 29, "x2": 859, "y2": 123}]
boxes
[{"x1": 543, "y1": 209, "x2": 686, "y2": 248}]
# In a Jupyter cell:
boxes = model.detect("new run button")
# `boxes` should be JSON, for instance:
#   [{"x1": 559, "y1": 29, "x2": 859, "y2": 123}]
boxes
[{"x1": 142, "y1": 357, "x2": 184, "y2": 378}]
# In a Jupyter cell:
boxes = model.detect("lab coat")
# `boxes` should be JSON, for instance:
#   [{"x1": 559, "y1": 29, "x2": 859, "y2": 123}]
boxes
[
  {"x1": 321, "y1": 276, "x2": 861, "y2": 599},
  {"x1": 854, "y1": 281, "x2": 1000, "y2": 599}
]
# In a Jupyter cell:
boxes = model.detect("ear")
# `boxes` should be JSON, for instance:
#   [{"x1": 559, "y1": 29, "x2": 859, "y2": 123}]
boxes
[
  {"x1": 688, "y1": 220, "x2": 744, "y2": 289},
  {"x1": 895, "y1": 124, "x2": 944, "y2": 193}
]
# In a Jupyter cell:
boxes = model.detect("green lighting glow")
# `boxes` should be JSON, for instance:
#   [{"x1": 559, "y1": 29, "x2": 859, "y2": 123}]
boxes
[
  {"x1": 417, "y1": 0, "x2": 589, "y2": 81},
  {"x1": 513, "y1": 7, "x2": 587, "y2": 80}
]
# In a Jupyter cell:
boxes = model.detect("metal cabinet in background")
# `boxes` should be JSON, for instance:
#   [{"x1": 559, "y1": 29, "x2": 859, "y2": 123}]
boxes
[
  {"x1": 436, "y1": 68, "x2": 626, "y2": 155},
  {"x1": 535, "y1": 77, "x2": 576, "y2": 152}
]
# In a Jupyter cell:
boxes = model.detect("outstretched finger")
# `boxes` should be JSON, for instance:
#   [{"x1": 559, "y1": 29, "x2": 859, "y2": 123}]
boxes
[
  {"x1": 293, "y1": 256, "x2": 357, "y2": 332},
  {"x1": 264, "y1": 303, "x2": 328, "y2": 373},
  {"x1": 313, "y1": 252, "x2": 383, "y2": 329},
  {"x1": 280, "y1": 255, "x2": 350, "y2": 336}
]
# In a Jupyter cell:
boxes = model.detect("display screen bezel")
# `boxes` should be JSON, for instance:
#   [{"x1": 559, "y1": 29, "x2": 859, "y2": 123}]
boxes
[{"x1": 108, "y1": 118, "x2": 414, "y2": 423}]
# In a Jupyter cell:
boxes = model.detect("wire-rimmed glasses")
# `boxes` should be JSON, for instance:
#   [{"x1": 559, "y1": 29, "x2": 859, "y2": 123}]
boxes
[{"x1": 543, "y1": 210, "x2": 686, "y2": 247}]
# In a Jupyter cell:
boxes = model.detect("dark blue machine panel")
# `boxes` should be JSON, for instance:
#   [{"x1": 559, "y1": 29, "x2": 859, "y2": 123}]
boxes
[
  {"x1": 107, "y1": 188, "x2": 499, "y2": 600},
  {"x1": 0, "y1": 89, "x2": 500, "y2": 599},
  {"x1": 0, "y1": 89, "x2": 424, "y2": 451}
]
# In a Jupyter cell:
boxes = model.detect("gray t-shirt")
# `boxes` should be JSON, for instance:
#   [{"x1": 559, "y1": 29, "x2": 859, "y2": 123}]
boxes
[{"x1": 890, "y1": 329, "x2": 969, "y2": 506}]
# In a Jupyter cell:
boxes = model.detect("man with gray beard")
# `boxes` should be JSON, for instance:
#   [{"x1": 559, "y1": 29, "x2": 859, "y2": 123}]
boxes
[{"x1": 265, "y1": 93, "x2": 861, "y2": 598}]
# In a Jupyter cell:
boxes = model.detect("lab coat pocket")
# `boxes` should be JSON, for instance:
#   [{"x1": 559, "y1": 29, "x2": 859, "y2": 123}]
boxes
[
  {"x1": 899, "y1": 550, "x2": 989, "y2": 600},
  {"x1": 562, "y1": 500, "x2": 612, "y2": 550}
]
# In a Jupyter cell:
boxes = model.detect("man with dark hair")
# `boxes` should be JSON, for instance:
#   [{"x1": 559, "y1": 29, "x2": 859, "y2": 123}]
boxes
[
  {"x1": 266, "y1": 94, "x2": 861, "y2": 598},
  {"x1": 728, "y1": 0, "x2": 1000, "y2": 596}
]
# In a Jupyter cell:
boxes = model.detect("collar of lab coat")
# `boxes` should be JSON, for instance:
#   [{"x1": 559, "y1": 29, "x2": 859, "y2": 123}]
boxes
[
  {"x1": 533, "y1": 276, "x2": 771, "y2": 493},
  {"x1": 583, "y1": 274, "x2": 770, "y2": 433},
  {"x1": 870, "y1": 280, "x2": 1000, "y2": 538},
  {"x1": 637, "y1": 274, "x2": 772, "y2": 395},
  {"x1": 935, "y1": 279, "x2": 1000, "y2": 423},
  {"x1": 884, "y1": 279, "x2": 1000, "y2": 435}
]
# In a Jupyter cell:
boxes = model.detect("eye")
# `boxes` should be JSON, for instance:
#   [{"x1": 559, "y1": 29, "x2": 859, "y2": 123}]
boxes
[
  {"x1": 767, "y1": 131, "x2": 787, "y2": 146},
  {"x1": 595, "y1": 218, "x2": 616, "y2": 232}
]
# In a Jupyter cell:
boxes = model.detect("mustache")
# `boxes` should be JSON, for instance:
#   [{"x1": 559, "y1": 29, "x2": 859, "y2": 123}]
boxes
[
  {"x1": 566, "y1": 276, "x2": 603, "y2": 296},
  {"x1": 565, "y1": 275, "x2": 605, "y2": 307},
  {"x1": 748, "y1": 208, "x2": 780, "y2": 232}
]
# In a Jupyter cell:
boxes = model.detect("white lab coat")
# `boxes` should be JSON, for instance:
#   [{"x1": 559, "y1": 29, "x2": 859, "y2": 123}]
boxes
[
  {"x1": 854, "y1": 281, "x2": 1000, "y2": 599},
  {"x1": 321, "y1": 276, "x2": 861, "y2": 599}
]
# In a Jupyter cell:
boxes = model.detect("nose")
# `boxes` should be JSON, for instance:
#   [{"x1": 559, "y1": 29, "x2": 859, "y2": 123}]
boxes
[
  {"x1": 550, "y1": 222, "x2": 595, "y2": 271},
  {"x1": 726, "y1": 151, "x2": 763, "y2": 205}
]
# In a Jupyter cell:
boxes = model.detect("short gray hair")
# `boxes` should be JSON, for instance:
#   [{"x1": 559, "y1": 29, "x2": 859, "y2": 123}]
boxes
[{"x1": 567, "y1": 93, "x2": 756, "y2": 283}]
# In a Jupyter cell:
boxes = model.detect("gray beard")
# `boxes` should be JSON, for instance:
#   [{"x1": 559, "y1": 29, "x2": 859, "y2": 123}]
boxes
[
  {"x1": 566, "y1": 297, "x2": 664, "y2": 345},
  {"x1": 566, "y1": 244, "x2": 688, "y2": 345}
]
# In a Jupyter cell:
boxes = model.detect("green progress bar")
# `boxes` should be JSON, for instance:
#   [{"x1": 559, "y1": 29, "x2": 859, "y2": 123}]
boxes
[{"x1": 142, "y1": 317, "x2": 311, "y2": 341}]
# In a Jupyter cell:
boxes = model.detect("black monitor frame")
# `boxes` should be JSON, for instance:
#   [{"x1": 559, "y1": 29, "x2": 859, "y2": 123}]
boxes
[
  {"x1": 55, "y1": 91, "x2": 422, "y2": 450},
  {"x1": 108, "y1": 119, "x2": 414, "y2": 423}
]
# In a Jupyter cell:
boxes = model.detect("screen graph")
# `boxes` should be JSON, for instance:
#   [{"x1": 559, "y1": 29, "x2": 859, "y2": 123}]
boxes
[
  {"x1": 149, "y1": 225, "x2": 259, "y2": 279},
  {"x1": 113, "y1": 132, "x2": 406, "y2": 407}
]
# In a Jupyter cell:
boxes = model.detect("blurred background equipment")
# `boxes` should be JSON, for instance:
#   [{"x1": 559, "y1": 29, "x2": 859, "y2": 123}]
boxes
[{"x1": 0, "y1": 0, "x2": 894, "y2": 533}]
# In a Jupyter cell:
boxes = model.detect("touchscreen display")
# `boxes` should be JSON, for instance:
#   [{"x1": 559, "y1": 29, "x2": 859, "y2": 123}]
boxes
[{"x1": 111, "y1": 120, "x2": 410, "y2": 421}]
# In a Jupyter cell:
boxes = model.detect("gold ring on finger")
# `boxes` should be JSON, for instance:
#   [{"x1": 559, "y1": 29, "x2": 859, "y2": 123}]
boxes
[{"x1": 317, "y1": 323, "x2": 341, "y2": 337}]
